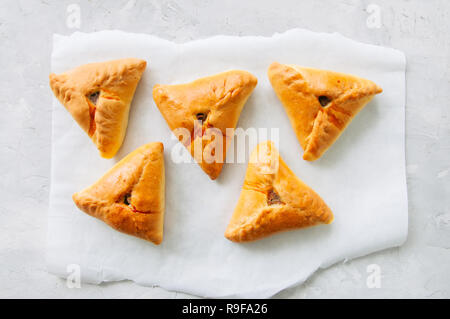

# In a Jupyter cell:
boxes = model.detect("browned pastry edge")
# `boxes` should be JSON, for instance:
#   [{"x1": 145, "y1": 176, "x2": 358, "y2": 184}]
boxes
[
  {"x1": 72, "y1": 142, "x2": 165, "y2": 244},
  {"x1": 153, "y1": 70, "x2": 257, "y2": 179},
  {"x1": 49, "y1": 58, "x2": 147, "y2": 158},
  {"x1": 225, "y1": 141, "x2": 334, "y2": 242},
  {"x1": 268, "y1": 62, "x2": 382, "y2": 161}
]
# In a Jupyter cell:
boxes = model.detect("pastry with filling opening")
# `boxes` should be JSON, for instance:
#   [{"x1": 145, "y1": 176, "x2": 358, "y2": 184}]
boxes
[
  {"x1": 225, "y1": 141, "x2": 333, "y2": 242},
  {"x1": 153, "y1": 70, "x2": 257, "y2": 180},
  {"x1": 72, "y1": 142, "x2": 165, "y2": 244},
  {"x1": 268, "y1": 62, "x2": 382, "y2": 161},
  {"x1": 49, "y1": 58, "x2": 147, "y2": 158}
]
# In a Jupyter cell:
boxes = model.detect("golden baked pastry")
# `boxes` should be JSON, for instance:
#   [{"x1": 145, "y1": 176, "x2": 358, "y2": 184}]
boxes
[
  {"x1": 153, "y1": 70, "x2": 257, "y2": 180},
  {"x1": 49, "y1": 58, "x2": 147, "y2": 158},
  {"x1": 268, "y1": 62, "x2": 382, "y2": 161},
  {"x1": 72, "y1": 142, "x2": 165, "y2": 244},
  {"x1": 225, "y1": 141, "x2": 333, "y2": 242}
]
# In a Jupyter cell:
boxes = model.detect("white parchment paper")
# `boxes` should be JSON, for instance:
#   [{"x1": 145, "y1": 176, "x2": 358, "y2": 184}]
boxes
[{"x1": 47, "y1": 29, "x2": 407, "y2": 298}]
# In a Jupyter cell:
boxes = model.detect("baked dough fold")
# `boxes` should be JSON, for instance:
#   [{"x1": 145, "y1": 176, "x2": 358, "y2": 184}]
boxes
[
  {"x1": 153, "y1": 70, "x2": 257, "y2": 179},
  {"x1": 225, "y1": 141, "x2": 333, "y2": 242},
  {"x1": 49, "y1": 58, "x2": 147, "y2": 158},
  {"x1": 268, "y1": 62, "x2": 382, "y2": 161},
  {"x1": 72, "y1": 142, "x2": 165, "y2": 244}
]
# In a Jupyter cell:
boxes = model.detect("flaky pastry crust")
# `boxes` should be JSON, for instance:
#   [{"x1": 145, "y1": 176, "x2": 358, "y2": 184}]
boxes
[
  {"x1": 153, "y1": 70, "x2": 257, "y2": 180},
  {"x1": 72, "y1": 142, "x2": 165, "y2": 244},
  {"x1": 268, "y1": 62, "x2": 382, "y2": 161},
  {"x1": 49, "y1": 58, "x2": 147, "y2": 158},
  {"x1": 225, "y1": 141, "x2": 333, "y2": 242}
]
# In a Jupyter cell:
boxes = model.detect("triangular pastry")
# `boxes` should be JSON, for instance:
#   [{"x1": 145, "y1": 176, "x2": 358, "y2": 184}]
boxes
[
  {"x1": 49, "y1": 58, "x2": 147, "y2": 158},
  {"x1": 72, "y1": 142, "x2": 165, "y2": 244},
  {"x1": 268, "y1": 62, "x2": 382, "y2": 161},
  {"x1": 225, "y1": 141, "x2": 333, "y2": 242},
  {"x1": 153, "y1": 70, "x2": 257, "y2": 180}
]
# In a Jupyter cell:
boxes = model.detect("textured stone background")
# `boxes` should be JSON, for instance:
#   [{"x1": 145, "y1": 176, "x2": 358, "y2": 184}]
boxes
[{"x1": 0, "y1": 0, "x2": 449, "y2": 298}]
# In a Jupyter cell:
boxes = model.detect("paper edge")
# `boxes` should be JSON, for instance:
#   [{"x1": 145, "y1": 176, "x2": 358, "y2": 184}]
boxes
[{"x1": 51, "y1": 28, "x2": 407, "y2": 63}]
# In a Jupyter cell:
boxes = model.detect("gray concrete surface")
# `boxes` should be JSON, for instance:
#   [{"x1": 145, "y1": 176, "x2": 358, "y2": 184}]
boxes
[{"x1": 0, "y1": 0, "x2": 449, "y2": 298}]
